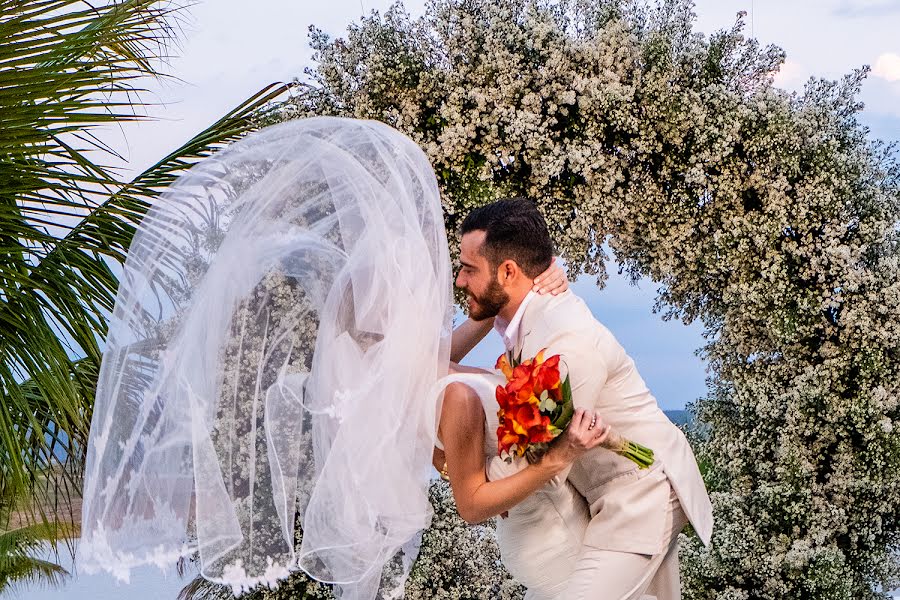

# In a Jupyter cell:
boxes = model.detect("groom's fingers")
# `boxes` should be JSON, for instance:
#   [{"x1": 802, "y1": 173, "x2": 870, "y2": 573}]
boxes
[{"x1": 581, "y1": 412, "x2": 608, "y2": 447}]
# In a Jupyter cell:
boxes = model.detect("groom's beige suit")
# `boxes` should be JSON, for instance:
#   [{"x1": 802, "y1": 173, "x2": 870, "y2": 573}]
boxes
[{"x1": 510, "y1": 289, "x2": 713, "y2": 600}]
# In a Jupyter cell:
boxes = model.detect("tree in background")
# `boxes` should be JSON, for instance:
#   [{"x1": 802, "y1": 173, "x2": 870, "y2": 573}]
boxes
[
  {"x1": 273, "y1": 0, "x2": 900, "y2": 597},
  {"x1": 0, "y1": 0, "x2": 288, "y2": 552}
]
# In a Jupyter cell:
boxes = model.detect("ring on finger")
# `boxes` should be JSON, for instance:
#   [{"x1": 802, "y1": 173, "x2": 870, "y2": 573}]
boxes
[{"x1": 588, "y1": 414, "x2": 597, "y2": 430}]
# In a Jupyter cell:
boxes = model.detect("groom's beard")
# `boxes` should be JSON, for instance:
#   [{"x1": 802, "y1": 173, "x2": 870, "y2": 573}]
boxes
[{"x1": 466, "y1": 276, "x2": 509, "y2": 321}]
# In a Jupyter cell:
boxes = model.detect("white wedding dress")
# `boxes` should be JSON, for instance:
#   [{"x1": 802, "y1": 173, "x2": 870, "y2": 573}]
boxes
[{"x1": 435, "y1": 372, "x2": 590, "y2": 600}]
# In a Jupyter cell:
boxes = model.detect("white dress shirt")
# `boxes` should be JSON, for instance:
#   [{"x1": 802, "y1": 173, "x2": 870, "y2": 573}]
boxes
[{"x1": 493, "y1": 290, "x2": 537, "y2": 351}]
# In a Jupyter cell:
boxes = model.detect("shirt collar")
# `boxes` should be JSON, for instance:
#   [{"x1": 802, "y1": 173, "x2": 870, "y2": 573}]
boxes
[{"x1": 493, "y1": 290, "x2": 537, "y2": 351}]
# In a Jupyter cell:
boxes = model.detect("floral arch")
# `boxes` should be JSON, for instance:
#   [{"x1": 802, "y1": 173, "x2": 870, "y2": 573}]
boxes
[{"x1": 249, "y1": 1, "x2": 900, "y2": 598}]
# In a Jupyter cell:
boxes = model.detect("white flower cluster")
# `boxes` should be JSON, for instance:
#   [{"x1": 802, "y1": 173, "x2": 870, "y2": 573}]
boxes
[
  {"x1": 280, "y1": 0, "x2": 900, "y2": 598},
  {"x1": 236, "y1": 480, "x2": 524, "y2": 600},
  {"x1": 404, "y1": 480, "x2": 526, "y2": 600}
]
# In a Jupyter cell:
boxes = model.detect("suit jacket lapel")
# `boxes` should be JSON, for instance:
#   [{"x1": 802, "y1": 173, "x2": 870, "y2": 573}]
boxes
[{"x1": 513, "y1": 292, "x2": 553, "y2": 358}]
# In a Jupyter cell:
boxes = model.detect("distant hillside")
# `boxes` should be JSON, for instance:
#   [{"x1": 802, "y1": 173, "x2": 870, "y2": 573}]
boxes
[{"x1": 664, "y1": 410, "x2": 692, "y2": 427}]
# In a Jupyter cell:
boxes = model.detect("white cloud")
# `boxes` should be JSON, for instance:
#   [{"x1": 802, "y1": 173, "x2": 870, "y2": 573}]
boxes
[
  {"x1": 773, "y1": 59, "x2": 806, "y2": 91},
  {"x1": 873, "y1": 52, "x2": 900, "y2": 82},
  {"x1": 834, "y1": 0, "x2": 900, "y2": 17}
]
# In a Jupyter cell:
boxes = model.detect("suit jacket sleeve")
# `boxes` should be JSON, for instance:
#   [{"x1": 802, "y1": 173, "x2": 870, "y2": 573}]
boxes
[{"x1": 538, "y1": 326, "x2": 609, "y2": 411}]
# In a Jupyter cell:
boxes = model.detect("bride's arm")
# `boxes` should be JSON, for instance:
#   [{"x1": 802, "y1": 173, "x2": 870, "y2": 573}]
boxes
[
  {"x1": 450, "y1": 319, "x2": 494, "y2": 363},
  {"x1": 449, "y1": 258, "x2": 570, "y2": 363},
  {"x1": 438, "y1": 382, "x2": 608, "y2": 524},
  {"x1": 448, "y1": 361, "x2": 491, "y2": 375}
]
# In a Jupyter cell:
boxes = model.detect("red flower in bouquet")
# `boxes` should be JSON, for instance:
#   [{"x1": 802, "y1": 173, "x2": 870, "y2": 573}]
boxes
[
  {"x1": 494, "y1": 348, "x2": 656, "y2": 468},
  {"x1": 494, "y1": 349, "x2": 573, "y2": 462}
]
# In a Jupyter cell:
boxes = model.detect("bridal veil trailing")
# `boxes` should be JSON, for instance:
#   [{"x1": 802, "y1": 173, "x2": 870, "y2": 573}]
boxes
[{"x1": 78, "y1": 117, "x2": 454, "y2": 598}]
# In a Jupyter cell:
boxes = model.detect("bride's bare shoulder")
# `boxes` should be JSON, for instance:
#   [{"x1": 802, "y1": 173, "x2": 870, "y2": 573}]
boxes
[
  {"x1": 438, "y1": 381, "x2": 486, "y2": 446},
  {"x1": 441, "y1": 381, "x2": 485, "y2": 419},
  {"x1": 443, "y1": 380, "x2": 481, "y2": 402}
]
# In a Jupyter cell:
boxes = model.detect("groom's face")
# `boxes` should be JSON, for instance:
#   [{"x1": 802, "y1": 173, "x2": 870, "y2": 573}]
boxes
[{"x1": 456, "y1": 230, "x2": 510, "y2": 321}]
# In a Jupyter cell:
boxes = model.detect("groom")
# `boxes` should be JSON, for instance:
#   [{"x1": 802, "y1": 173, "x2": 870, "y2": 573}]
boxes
[{"x1": 454, "y1": 198, "x2": 713, "y2": 600}]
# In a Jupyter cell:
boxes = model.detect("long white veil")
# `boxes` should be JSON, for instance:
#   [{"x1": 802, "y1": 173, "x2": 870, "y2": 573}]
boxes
[{"x1": 78, "y1": 117, "x2": 453, "y2": 598}]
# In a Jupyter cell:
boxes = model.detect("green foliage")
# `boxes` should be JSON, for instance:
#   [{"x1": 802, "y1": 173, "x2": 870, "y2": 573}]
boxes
[
  {"x1": 0, "y1": 486, "x2": 69, "y2": 594},
  {"x1": 0, "y1": 0, "x2": 289, "y2": 546}
]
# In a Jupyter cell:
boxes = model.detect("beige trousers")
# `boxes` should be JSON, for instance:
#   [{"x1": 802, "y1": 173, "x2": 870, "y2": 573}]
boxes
[{"x1": 561, "y1": 476, "x2": 689, "y2": 600}]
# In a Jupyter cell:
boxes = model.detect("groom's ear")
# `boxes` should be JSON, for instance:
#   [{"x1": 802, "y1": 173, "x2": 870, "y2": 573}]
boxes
[{"x1": 497, "y1": 259, "x2": 523, "y2": 285}]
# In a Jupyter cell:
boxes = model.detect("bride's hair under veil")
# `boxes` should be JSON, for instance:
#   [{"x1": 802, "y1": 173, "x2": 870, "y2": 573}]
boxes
[{"x1": 78, "y1": 117, "x2": 454, "y2": 599}]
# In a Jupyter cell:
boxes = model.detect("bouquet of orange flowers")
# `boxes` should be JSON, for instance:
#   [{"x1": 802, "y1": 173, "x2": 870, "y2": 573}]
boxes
[{"x1": 495, "y1": 349, "x2": 655, "y2": 468}]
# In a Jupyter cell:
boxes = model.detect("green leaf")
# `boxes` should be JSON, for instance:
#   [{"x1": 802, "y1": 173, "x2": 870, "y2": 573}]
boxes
[
  {"x1": 553, "y1": 376, "x2": 575, "y2": 430},
  {"x1": 0, "y1": 486, "x2": 70, "y2": 593},
  {"x1": 0, "y1": 0, "x2": 292, "y2": 551},
  {"x1": 539, "y1": 394, "x2": 557, "y2": 413}
]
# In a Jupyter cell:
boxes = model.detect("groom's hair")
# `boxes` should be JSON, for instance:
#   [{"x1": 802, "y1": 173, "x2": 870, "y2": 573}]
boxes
[{"x1": 459, "y1": 198, "x2": 554, "y2": 278}]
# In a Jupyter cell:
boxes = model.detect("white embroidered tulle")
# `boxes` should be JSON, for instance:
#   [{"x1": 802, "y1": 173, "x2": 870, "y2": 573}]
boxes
[{"x1": 78, "y1": 117, "x2": 453, "y2": 598}]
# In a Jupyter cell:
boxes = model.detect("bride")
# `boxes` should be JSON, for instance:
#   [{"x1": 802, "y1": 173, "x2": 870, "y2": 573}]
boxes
[
  {"x1": 78, "y1": 116, "x2": 607, "y2": 599},
  {"x1": 433, "y1": 267, "x2": 611, "y2": 598}
]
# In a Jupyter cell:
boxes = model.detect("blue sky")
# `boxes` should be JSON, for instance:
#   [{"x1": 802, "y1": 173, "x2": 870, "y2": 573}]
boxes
[{"x1": 9, "y1": 1, "x2": 900, "y2": 598}]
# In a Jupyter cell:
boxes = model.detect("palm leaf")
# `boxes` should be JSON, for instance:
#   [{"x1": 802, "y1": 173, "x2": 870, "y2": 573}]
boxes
[
  {"x1": 0, "y1": 552, "x2": 70, "y2": 595},
  {"x1": 2, "y1": 82, "x2": 294, "y2": 527},
  {"x1": 0, "y1": 486, "x2": 70, "y2": 593},
  {"x1": 0, "y1": 0, "x2": 180, "y2": 499},
  {"x1": 0, "y1": 0, "x2": 294, "y2": 541}
]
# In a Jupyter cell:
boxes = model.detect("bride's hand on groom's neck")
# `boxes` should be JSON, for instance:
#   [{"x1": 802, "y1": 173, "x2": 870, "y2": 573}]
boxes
[{"x1": 532, "y1": 256, "x2": 569, "y2": 296}]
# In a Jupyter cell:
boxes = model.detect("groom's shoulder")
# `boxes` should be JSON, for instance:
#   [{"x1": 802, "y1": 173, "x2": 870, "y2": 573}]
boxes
[
  {"x1": 537, "y1": 290, "x2": 620, "y2": 340},
  {"x1": 535, "y1": 290, "x2": 597, "y2": 329}
]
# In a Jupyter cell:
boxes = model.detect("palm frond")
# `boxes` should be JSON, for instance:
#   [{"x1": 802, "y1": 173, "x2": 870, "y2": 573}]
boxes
[
  {"x1": 0, "y1": 553, "x2": 70, "y2": 595},
  {"x1": 0, "y1": 81, "x2": 293, "y2": 518},
  {"x1": 0, "y1": 485, "x2": 71, "y2": 593},
  {"x1": 0, "y1": 0, "x2": 294, "y2": 541}
]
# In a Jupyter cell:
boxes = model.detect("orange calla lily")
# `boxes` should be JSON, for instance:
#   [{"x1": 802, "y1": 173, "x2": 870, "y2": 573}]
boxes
[
  {"x1": 495, "y1": 349, "x2": 654, "y2": 468},
  {"x1": 494, "y1": 349, "x2": 573, "y2": 461},
  {"x1": 513, "y1": 403, "x2": 543, "y2": 430},
  {"x1": 495, "y1": 353, "x2": 514, "y2": 379}
]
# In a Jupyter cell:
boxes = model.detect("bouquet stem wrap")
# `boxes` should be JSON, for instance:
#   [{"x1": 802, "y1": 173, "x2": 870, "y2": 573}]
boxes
[{"x1": 599, "y1": 430, "x2": 655, "y2": 469}]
